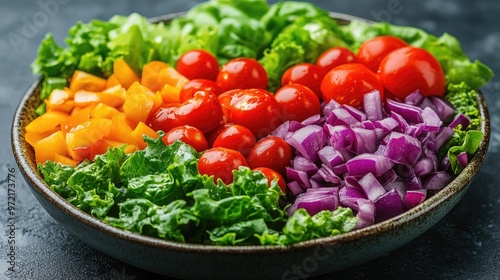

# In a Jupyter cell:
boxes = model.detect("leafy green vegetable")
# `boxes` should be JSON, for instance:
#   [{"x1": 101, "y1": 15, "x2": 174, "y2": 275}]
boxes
[
  {"x1": 31, "y1": 13, "x2": 169, "y2": 79},
  {"x1": 159, "y1": 0, "x2": 272, "y2": 66},
  {"x1": 446, "y1": 82, "x2": 481, "y2": 129},
  {"x1": 339, "y1": 21, "x2": 494, "y2": 89},
  {"x1": 39, "y1": 134, "x2": 357, "y2": 245},
  {"x1": 447, "y1": 130, "x2": 483, "y2": 174},
  {"x1": 260, "y1": 15, "x2": 347, "y2": 91}
]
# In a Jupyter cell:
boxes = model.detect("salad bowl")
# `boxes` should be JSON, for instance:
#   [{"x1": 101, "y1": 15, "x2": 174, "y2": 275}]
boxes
[{"x1": 11, "y1": 11, "x2": 490, "y2": 280}]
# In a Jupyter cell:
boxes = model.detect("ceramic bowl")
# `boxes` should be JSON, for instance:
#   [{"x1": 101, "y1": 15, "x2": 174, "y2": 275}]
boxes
[{"x1": 11, "y1": 12, "x2": 490, "y2": 280}]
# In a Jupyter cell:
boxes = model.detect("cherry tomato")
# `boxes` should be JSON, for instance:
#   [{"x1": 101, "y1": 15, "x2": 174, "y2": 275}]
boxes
[
  {"x1": 147, "y1": 90, "x2": 223, "y2": 134},
  {"x1": 162, "y1": 125, "x2": 208, "y2": 152},
  {"x1": 281, "y1": 63, "x2": 322, "y2": 96},
  {"x1": 274, "y1": 84, "x2": 321, "y2": 122},
  {"x1": 216, "y1": 58, "x2": 268, "y2": 92},
  {"x1": 253, "y1": 167, "x2": 286, "y2": 193},
  {"x1": 207, "y1": 123, "x2": 232, "y2": 147},
  {"x1": 356, "y1": 35, "x2": 408, "y2": 73},
  {"x1": 176, "y1": 50, "x2": 219, "y2": 81},
  {"x1": 198, "y1": 147, "x2": 248, "y2": 185},
  {"x1": 179, "y1": 79, "x2": 222, "y2": 103},
  {"x1": 320, "y1": 63, "x2": 384, "y2": 107},
  {"x1": 379, "y1": 46, "x2": 446, "y2": 99},
  {"x1": 218, "y1": 88, "x2": 282, "y2": 139},
  {"x1": 315, "y1": 47, "x2": 356, "y2": 75},
  {"x1": 247, "y1": 136, "x2": 293, "y2": 177},
  {"x1": 212, "y1": 124, "x2": 256, "y2": 157}
]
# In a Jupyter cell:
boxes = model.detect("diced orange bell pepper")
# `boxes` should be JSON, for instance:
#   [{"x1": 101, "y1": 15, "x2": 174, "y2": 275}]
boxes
[
  {"x1": 74, "y1": 90, "x2": 100, "y2": 108},
  {"x1": 123, "y1": 82, "x2": 156, "y2": 125},
  {"x1": 160, "y1": 83, "x2": 182, "y2": 104},
  {"x1": 141, "y1": 61, "x2": 170, "y2": 92},
  {"x1": 100, "y1": 85, "x2": 126, "y2": 108},
  {"x1": 91, "y1": 103, "x2": 120, "y2": 119},
  {"x1": 61, "y1": 106, "x2": 93, "y2": 135},
  {"x1": 45, "y1": 89, "x2": 74, "y2": 113},
  {"x1": 69, "y1": 70, "x2": 107, "y2": 93},
  {"x1": 162, "y1": 66, "x2": 189, "y2": 88},
  {"x1": 131, "y1": 121, "x2": 159, "y2": 149},
  {"x1": 108, "y1": 113, "x2": 135, "y2": 143},
  {"x1": 54, "y1": 153, "x2": 78, "y2": 167},
  {"x1": 113, "y1": 58, "x2": 140, "y2": 89},
  {"x1": 25, "y1": 128, "x2": 59, "y2": 147},
  {"x1": 34, "y1": 131, "x2": 67, "y2": 164},
  {"x1": 25, "y1": 111, "x2": 69, "y2": 134},
  {"x1": 106, "y1": 74, "x2": 121, "y2": 88},
  {"x1": 70, "y1": 117, "x2": 112, "y2": 148}
]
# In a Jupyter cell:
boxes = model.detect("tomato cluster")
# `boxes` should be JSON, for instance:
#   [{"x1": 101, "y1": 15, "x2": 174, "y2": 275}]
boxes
[
  {"x1": 283, "y1": 36, "x2": 445, "y2": 107},
  {"x1": 147, "y1": 50, "x2": 308, "y2": 191},
  {"x1": 147, "y1": 38, "x2": 445, "y2": 192}
]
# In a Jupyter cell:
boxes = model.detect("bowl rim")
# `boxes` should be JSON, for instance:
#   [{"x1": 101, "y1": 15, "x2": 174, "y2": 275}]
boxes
[{"x1": 11, "y1": 11, "x2": 491, "y2": 255}]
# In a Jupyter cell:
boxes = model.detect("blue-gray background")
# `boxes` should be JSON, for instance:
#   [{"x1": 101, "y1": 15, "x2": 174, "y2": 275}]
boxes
[{"x1": 1, "y1": 0, "x2": 499, "y2": 279}]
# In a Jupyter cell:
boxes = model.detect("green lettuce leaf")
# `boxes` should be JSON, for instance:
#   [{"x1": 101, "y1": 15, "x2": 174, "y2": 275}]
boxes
[
  {"x1": 277, "y1": 207, "x2": 358, "y2": 245},
  {"x1": 260, "y1": 14, "x2": 347, "y2": 92},
  {"x1": 106, "y1": 199, "x2": 200, "y2": 242},
  {"x1": 208, "y1": 218, "x2": 269, "y2": 245},
  {"x1": 448, "y1": 130, "x2": 483, "y2": 174}
]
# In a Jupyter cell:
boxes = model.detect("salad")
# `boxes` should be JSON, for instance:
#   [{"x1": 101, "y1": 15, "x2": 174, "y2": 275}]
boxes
[{"x1": 26, "y1": 0, "x2": 492, "y2": 246}]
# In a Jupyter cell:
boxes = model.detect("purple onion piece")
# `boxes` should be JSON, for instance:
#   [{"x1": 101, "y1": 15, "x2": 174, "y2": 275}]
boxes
[
  {"x1": 342, "y1": 104, "x2": 367, "y2": 122},
  {"x1": 457, "y1": 151, "x2": 469, "y2": 169},
  {"x1": 421, "y1": 107, "x2": 442, "y2": 132},
  {"x1": 292, "y1": 156, "x2": 319, "y2": 176},
  {"x1": 374, "y1": 188, "x2": 404, "y2": 222},
  {"x1": 286, "y1": 125, "x2": 325, "y2": 161},
  {"x1": 317, "y1": 146, "x2": 344, "y2": 169},
  {"x1": 386, "y1": 98, "x2": 423, "y2": 124},
  {"x1": 423, "y1": 172, "x2": 452, "y2": 190},
  {"x1": 449, "y1": 113, "x2": 471, "y2": 130},
  {"x1": 380, "y1": 132, "x2": 422, "y2": 166},
  {"x1": 358, "y1": 172, "x2": 386, "y2": 202},
  {"x1": 404, "y1": 90, "x2": 424, "y2": 106},
  {"x1": 403, "y1": 189, "x2": 427, "y2": 210},
  {"x1": 430, "y1": 96, "x2": 455, "y2": 121},
  {"x1": 345, "y1": 154, "x2": 394, "y2": 177},
  {"x1": 363, "y1": 90, "x2": 384, "y2": 121}
]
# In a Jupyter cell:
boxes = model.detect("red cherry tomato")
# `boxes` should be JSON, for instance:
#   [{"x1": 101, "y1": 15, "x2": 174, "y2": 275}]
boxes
[
  {"x1": 216, "y1": 58, "x2": 268, "y2": 92},
  {"x1": 320, "y1": 63, "x2": 384, "y2": 107},
  {"x1": 247, "y1": 136, "x2": 293, "y2": 177},
  {"x1": 281, "y1": 63, "x2": 322, "y2": 96},
  {"x1": 218, "y1": 88, "x2": 282, "y2": 139},
  {"x1": 315, "y1": 47, "x2": 356, "y2": 75},
  {"x1": 356, "y1": 35, "x2": 408, "y2": 73},
  {"x1": 212, "y1": 124, "x2": 256, "y2": 157},
  {"x1": 179, "y1": 79, "x2": 222, "y2": 103},
  {"x1": 274, "y1": 84, "x2": 321, "y2": 122},
  {"x1": 379, "y1": 46, "x2": 446, "y2": 99},
  {"x1": 147, "y1": 90, "x2": 223, "y2": 134},
  {"x1": 162, "y1": 125, "x2": 208, "y2": 152},
  {"x1": 198, "y1": 147, "x2": 248, "y2": 185},
  {"x1": 176, "y1": 50, "x2": 219, "y2": 81},
  {"x1": 253, "y1": 167, "x2": 286, "y2": 193},
  {"x1": 207, "y1": 123, "x2": 232, "y2": 147}
]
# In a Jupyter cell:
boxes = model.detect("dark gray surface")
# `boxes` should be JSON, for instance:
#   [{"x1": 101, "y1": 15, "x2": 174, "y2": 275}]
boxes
[{"x1": 1, "y1": 0, "x2": 499, "y2": 279}]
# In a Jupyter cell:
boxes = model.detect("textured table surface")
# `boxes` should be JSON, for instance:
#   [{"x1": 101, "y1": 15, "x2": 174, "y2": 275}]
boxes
[{"x1": 1, "y1": 1, "x2": 499, "y2": 279}]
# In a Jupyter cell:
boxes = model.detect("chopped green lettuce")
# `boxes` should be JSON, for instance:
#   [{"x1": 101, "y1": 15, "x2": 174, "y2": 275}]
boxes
[{"x1": 39, "y1": 134, "x2": 357, "y2": 245}]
